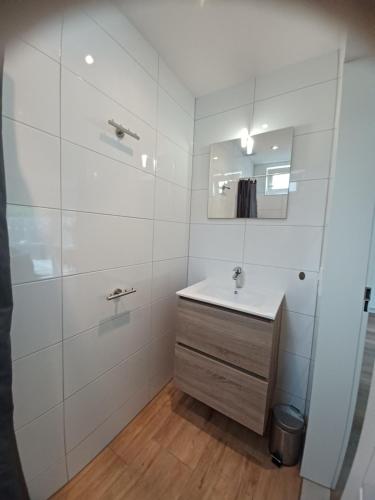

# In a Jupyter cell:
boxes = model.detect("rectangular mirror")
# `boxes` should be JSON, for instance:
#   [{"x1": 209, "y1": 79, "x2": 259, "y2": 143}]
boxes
[{"x1": 208, "y1": 127, "x2": 294, "y2": 219}]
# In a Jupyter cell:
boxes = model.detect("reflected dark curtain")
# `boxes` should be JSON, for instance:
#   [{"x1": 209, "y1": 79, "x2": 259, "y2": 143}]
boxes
[
  {"x1": 237, "y1": 179, "x2": 258, "y2": 218},
  {"x1": 0, "y1": 52, "x2": 29, "y2": 499}
]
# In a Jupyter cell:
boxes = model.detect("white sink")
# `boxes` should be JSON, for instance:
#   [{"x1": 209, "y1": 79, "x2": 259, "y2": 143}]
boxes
[{"x1": 176, "y1": 280, "x2": 284, "y2": 320}]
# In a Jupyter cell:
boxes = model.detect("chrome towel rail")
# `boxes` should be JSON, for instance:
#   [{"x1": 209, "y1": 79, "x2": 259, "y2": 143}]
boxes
[
  {"x1": 108, "y1": 119, "x2": 140, "y2": 141},
  {"x1": 106, "y1": 287, "x2": 137, "y2": 301}
]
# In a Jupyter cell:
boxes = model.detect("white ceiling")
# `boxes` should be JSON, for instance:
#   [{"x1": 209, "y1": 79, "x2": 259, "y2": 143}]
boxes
[{"x1": 118, "y1": 0, "x2": 342, "y2": 97}]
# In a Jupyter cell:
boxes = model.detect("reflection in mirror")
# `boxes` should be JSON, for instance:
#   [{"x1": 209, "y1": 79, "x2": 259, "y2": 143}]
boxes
[{"x1": 208, "y1": 127, "x2": 294, "y2": 219}]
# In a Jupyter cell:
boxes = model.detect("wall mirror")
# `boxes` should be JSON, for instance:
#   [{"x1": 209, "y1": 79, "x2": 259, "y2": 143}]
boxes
[{"x1": 208, "y1": 127, "x2": 294, "y2": 219}]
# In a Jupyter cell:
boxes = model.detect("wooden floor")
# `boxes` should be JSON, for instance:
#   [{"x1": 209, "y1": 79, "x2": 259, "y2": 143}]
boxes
[{"x1": 52, "y1": 383, "x2": 302, "y2": 500}]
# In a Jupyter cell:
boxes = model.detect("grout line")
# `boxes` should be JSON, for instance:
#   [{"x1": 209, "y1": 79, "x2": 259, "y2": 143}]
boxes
[
  {"x1": 150, "y1": 56, "x2": 160, "y2": 325},
  {"x1": 303, "y1": 76, "x2": 343, "y2": 415},
  {"x1": 85, "y1": 8, "x2": 195, "y2": 119},
  {"x1": 58, "y1": 15, "x2": 69, "y2": 478},
  {"x1": 60, "y1": 64, "x2": 194, "y2": 157},
  {"x1": 2, "y1": 111, "x2": 190, "y2": 182},
  {"x1": 12, "y1": 340, "x2": 63, "y2": 364},
  {"x1": 7, "y1": 202, "x2": 190, "y2": 224},
  {"x1": 62, "y1": 137, "x2": 191, "y2": 190},
  {"x1": 194, "y1": 78, "x2": 338, "y2": 122},
  {"x1": 14, "y1": 401, "x2": 64, "y2": 434},
  {"x1": 188, "y1": 255, "x2": 320, "y2": 274},
  {"x1": 20, "y1": 37, "x2": 61, "y2": 65},
  {"x1": 12, "y1": 284, "x2": 183, "y2": 362},
  {"x1": 2, "y1": 114, "x2": 60, "y2": 140},
  {"x1": 253, "y1": 77, "x2": 339, "y2": 104},
  {"x1": 189, "y1": 220, "x2": 324, "y2": 229},
  {"x1": 11, "y1": 255, "x2": 189, "y2": 287},
  {"x1": 66, "y1": 382, "x2": 150, "y2": 457},
  {"x1": 64, "y1": 334, "x2": 155, "y2": 401}
]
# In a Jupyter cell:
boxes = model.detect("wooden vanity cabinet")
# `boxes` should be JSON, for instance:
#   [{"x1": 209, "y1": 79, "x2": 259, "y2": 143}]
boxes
[{"x1": 174, "y1": 297, "x2": 281, "y2": 435}]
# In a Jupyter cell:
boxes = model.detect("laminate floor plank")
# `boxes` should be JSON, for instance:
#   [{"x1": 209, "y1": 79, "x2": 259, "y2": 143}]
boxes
[{"x1": 51, "y1": 383, "x2": 302, "y2": 500}]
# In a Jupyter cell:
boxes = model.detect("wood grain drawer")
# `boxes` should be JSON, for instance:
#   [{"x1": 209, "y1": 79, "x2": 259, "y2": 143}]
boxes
[
  {"x1": 174, "y1": 344, "x2": 269, "y2": 435},
  {"x1": 176, "y1": 298, "x2": 274, "y2": 379}
]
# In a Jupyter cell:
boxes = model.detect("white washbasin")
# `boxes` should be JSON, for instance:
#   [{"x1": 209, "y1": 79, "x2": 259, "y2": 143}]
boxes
[{"x1": 176, "y1": 280, "x2": 284, "y2": 320}]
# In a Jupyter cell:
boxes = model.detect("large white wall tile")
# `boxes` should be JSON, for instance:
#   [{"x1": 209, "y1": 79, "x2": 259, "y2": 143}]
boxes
[
  {"x1": 63, "y1": 305, "x2": 151, "y2": 396},
  {"x1": 273, "y1": 388, "x2": 306, "y2": 414},
  {"x1": 192, "y1": 154, "x2": 210, "y2": 190},
  {"x1": 291, "y1": 130, "x2": 334, "y2": 181},
  {"x1": 3, "y1": 119, "x2": 60, "y2": 208},
  {"x1": 187, "y1": 257, "x2": 239, "y2": 287},
  {"x1": 152, "y1": 257, "x2": 187, "y2": 301},
  {"x1": 63, "y1": 263, "x2": 152, "y2": 339},
  {"x1": 245, "y1": 179, "x2": 329, "y2": 227},
  {"x1": 8, "y1": 205, "x2": 61, "y2": 285},
  {"x1": 16, "y1": 405, "x2": 65, "y2": 483},
  {"x1": 64, "y1": 346, "x2": 149, "y2": 451},
  {"x1": 277, "y1": 350, "x2": 310, "y2": 400},
  {"x1": 158, "y1": 87, "x2": 194, "y2": 153},
  {"x1": 62, "y1": 211, "x2": 153, "y2": 275},
  {"x1": 149, "y1": 331, "x2": 175, "y2": 399},
  {"x1": 196, "y1": 79, "x2": 255, "y2": 119},
  {"x1": 66, "y1": 386, "x2": 148, "y2": 478},
  {"x1": 244, "y1": 225, "x2": 323, "y2": 272},
  {"x1": 27, "y1": 459, "x2": 67, "y2": 500},
  {"x1": 13, "y1": 344, "x2": 63, "y2": 430},
  {"x1": 243, "y1": 264, "x2": 318, "y2": 316},
  {"x1": 62, "y1": 141, "x2": 154, "y2": 219},
  {"x1": 154, "y1": 178, "x2": 190, "y2": 223},
  {"x1": 21, "y1": 15, "x2": 62, "y2": 62},
  {"x1": 61, "y1": 68, "x2": 156, "y2": 173},
  {"x1": 11, "y1": 279, "x2": 62, "y2": 360},
  {"x1": 280, "y1": 310, "x2": 314, "y2": 358},
  {"x1": 252, "y1": 80, "x2": 337, "y2": 136},
  {"x1": 151, "y1": 294, "x2": 177, "y2": 340},
  {"x1": 189, "y1": 223, "x2": 245, "y2": 262},
  {"x1": 190, "y1": 189, "x2": 242, "y2": 225},
  {"x1": 153, "y1": 221, "x2": 189, "y2": 261},
  {"x1": 159, "y1": 58, "x2": 195, "y2": 117},
  {"x1": 62, "y1": 11, "x2": 157, "y2": 127},
  {"x1": 156, "y1": 133, "x2": 192, "y2": 188},
  {"x1": 3, "y1": 40, "x2": 60, "y2": 135},
  {"x1": 88, "y1": 2, "x2": 158, "y2": 79},
  {"x1": 255, "y1": 51, "x2": 338, "y2": 101},
  {"x1": 194, "y1": 105, "x2": 252, "y2": 155}
]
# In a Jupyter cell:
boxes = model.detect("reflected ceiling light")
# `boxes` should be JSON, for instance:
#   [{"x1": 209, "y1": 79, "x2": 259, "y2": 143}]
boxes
[
  {"x1": 261, "y1": 123, "x2": 269, "y2": 130},
  {"x1": 141, "y1": 154, "x2": 148, "y2": 168},
  {"x1": 85, "y1": 54, "x2": 94, "y2": 65},
  {"x1": 212, "y1": 156, "x2": 219, "y2": 160},
  {"x1": 247, "y1": 136, "x2": 254, "y2": 155},
  {"x1": 240, "y1": 128, "x2": 249, "y2": 148},
  {"x1": 271, "y1": 145, "x2": 279, "y2": 150}
]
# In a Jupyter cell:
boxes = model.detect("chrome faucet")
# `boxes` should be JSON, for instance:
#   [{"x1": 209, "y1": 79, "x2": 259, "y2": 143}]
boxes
[{"x1": 232, "y1": 266, "x2": 244, "y2": 288}]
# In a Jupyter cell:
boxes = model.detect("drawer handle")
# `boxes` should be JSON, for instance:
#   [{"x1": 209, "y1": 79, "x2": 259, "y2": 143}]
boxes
[
  {"x1": 106, "y1": 288, "x2": 137, "y2": 301},
  {"x1": 108, "y1": 119, "x2": 140, "y2": 141}
]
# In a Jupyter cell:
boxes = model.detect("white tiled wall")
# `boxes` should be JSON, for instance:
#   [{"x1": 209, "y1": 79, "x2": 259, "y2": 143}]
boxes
[
  {"x1": 3, "y1": 7, "x2": 340, "y2": 496},
  {"x1": 3, "y1": 4, "x2": 193, "y2": 498},
  {"x1": 190, "y1": 51, "x2": 340, "y2": 414}
]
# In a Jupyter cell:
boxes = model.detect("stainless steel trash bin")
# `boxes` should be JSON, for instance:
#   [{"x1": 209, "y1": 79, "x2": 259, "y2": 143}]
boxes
[{"x1": 269, "y1": 404, "x2": 305, "y2": 466}]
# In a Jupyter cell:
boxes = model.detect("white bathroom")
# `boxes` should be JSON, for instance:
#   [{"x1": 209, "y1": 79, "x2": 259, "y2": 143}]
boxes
[{"x1": 0, "y1": 1, "x2": 374, "y2": 499}]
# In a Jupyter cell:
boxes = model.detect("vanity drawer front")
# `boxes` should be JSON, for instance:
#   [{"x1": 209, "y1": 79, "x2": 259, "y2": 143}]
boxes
[
  {"x1": 176, "y1": 298, "x2": 274, "y2": 379},
  {"x1": 174, "y1": 344, "x2": 269, "y2": 435}
]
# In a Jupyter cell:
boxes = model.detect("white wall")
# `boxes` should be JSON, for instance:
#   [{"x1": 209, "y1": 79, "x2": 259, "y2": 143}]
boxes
[
  {"x1": 189, "y1": 51, "x2": 340, "y2": 413},
  {"x1": 3, "y1": 3, "x2": 193, "y2": 498}
]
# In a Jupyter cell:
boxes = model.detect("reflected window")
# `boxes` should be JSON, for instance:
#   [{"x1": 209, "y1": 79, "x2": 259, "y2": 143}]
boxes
[{"x1": 265, "y1": 165, "x2": 290, "y2": 196}]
